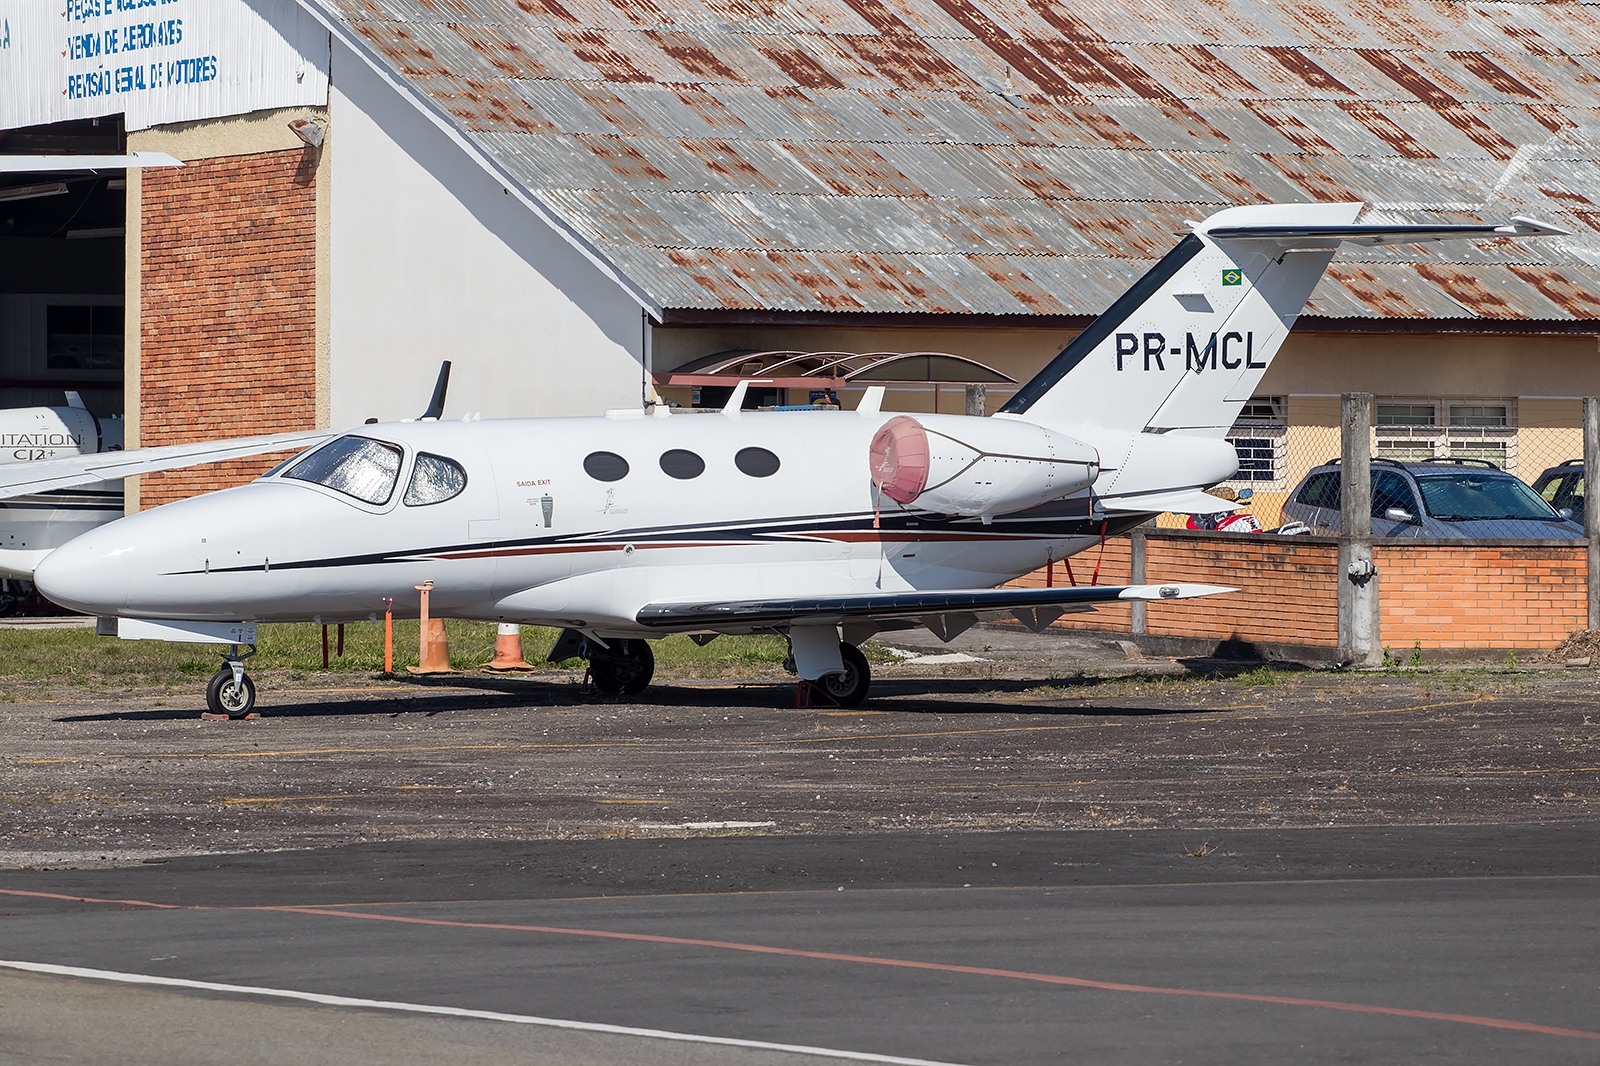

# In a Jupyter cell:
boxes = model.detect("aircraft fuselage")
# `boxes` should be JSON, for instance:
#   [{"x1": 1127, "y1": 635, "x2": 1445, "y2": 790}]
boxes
[{"x1": 35, "y1": 407, "x2": 1167, "y2": 633}]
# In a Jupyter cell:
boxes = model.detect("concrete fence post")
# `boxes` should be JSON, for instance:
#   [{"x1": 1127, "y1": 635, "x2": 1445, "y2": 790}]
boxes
[
  {"x1": 964, "y1": 383, "x2": 986, "y2": 417},
  {"x1": 1130, "y1": 524, "x2": 1148, "y2": 635},
  {"x1": 1585, "y1": 397, "x2": 1600, "y2": 631},
  {"x1": 1339, "y1": 393, "x2": 1382, "y2": 666}
]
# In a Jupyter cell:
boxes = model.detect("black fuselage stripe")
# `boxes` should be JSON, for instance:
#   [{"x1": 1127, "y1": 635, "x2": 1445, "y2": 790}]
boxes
[{"x1": 169, "y1": 513, "x2": 1151, "y2": 577}]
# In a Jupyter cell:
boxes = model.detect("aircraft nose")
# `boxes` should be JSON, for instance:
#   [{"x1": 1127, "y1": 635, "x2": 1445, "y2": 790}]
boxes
[{"x1": 34, "y1": 524, "x2": 131, "y2": 616}]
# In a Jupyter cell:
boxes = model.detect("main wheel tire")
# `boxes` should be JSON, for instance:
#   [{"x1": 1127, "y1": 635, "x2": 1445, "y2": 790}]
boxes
[
  {"x1": 819, "y1": 642, "x2": 870, "y2": 707},
  {"x1": 589, "y1": 639, "x2": 655, "y2": 697},
  {"x1": 206, "y1": 668, "x2": 256, "y2": 718}
]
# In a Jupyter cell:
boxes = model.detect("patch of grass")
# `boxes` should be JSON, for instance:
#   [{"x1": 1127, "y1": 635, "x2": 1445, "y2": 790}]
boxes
[
  {"x1": 1230, "y1": 665, "x2": 1282, "y2": 686},
  {"x1": 0, "y1": 620, "x2": 810, "y2": 688}
]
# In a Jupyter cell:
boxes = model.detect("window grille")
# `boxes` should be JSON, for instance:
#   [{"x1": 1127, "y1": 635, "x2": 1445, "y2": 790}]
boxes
[
  {"x1": 1224, "y1": 396, "x2": 1286, "y2": 487},
  {"x1": 1373, "y1": 399, "x2": 1518, "y2": 471}
]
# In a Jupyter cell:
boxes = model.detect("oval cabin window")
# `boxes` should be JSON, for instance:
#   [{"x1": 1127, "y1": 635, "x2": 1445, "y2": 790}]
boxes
[
  {"x1": 659, "y1": 449, "x2": 706, "y2": 480},
  {"x1": 583, "y1": 451, "x2": 630, "y2": 482},
  {"x1": 734, "y1": 447, "x2": 780, "y2": 478}
]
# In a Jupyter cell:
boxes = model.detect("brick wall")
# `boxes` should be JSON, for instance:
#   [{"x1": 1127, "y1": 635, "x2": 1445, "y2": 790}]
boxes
[
  {"x1": 1376, "y1": 543, "x2": 1585, "y2": 649},
  {"x1": 138, "y1": 149, "x2": 318, "y2": 509},
  {"x1": 1010, "y1": 532, "x2": 1585, "y2": 652}
]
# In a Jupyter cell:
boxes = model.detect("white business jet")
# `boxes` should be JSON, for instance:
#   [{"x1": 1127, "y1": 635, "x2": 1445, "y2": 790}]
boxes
[
  {"x1": 0, "y1": 393, "x2": 124, "y2": 585},
  {"x1": 0, "y1": 202, "x2": 1565, "y2": 714}
]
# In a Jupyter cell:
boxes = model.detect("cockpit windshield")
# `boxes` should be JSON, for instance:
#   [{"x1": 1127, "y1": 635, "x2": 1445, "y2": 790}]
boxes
[{"x1": 284, "y1": 435, "x2": 403, "y2": 505}]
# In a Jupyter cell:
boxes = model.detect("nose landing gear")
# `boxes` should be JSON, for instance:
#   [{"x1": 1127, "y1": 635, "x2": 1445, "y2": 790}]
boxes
[{"x1": 205, "y1": 643, "x2": 257, "y2": 718}]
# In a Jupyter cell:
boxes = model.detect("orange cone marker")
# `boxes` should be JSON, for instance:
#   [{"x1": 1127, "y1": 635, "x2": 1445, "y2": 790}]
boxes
[
  {"x1": 408, "y1": 581, "x2": 455, "y2": 674},
  {"x1": 484, "y1": 623, "x2": 534, "y2": 671}
]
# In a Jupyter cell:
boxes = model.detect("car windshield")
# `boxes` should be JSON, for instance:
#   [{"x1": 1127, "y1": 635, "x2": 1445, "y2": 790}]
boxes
[
  {"x1": 284, "y1": 435, "x2": 403, "y2": 505},
  {"x1": 1416, "y1": 474, "x2": 1562, "y2": 521}
]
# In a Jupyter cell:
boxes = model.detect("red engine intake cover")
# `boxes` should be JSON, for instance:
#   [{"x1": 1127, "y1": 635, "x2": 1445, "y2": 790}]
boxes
[{"x1": 868, "y1": 416, "x2": 930, "y2": 505}]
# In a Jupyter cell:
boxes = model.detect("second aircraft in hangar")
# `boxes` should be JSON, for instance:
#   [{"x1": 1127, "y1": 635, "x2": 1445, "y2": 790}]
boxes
[{"x1": 0, "y1": 201, "x2": 1568, "y2": 714}]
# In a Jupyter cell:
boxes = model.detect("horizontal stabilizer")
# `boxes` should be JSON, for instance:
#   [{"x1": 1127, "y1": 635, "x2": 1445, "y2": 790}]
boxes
[
  {"x1": 0, "y1": 430, "x2": 334, "y2": 501},
  {"x1": 1098, "y1": 489, "x2": 1241, "y2": 515},
  {"x1": 1205, "y1": 215, "x2": 1569, "y2": 248},
  {"x1": 637, "y1": 583, "x2": 1234, "y2": 628}
]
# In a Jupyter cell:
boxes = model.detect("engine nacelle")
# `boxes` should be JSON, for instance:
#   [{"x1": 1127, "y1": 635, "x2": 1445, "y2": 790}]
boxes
[
  {"x1": 0, "y1": 404, "x2": 114, "y2": 463},
  {"x1": 868, "y1": 414, "x2": 1098, "y2": 519}
]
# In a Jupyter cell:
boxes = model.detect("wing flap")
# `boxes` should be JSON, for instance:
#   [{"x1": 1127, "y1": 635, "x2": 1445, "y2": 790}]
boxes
[
  {"x1": 637, "y1": 583, "x2": 1234, "y2": 628},
  {"x1": 0, "y1": 430, "x2": 334, "y2": 500}
]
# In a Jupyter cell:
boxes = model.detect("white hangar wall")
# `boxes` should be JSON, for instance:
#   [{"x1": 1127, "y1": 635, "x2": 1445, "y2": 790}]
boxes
[{"x1": 326, "y1": 40, "x2": 648, "y2": 426}]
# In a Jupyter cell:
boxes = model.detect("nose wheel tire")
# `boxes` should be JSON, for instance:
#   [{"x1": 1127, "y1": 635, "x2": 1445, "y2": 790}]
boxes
[
  {"x1": 589, "y1": 639, "x2": 655, "y2": 697},
  {"x1": 206, "y1": 668, "x2": 257, "y2": 718},
  {"x1": 819, "y1": 642, "x2": 871, "y2": 707}
]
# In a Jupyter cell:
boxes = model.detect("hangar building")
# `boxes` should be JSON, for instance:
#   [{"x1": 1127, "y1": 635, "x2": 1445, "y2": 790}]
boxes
[{"x1": 1, "y1": 0, "x2": 1597, "y2": 521}]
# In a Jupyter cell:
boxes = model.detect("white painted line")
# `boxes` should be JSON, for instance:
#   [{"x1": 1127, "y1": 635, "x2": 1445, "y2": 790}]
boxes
[
  {"x1": 637, "y1": 821, "x2": 778, "y2": 830},
  {"x1": 0, "y1": 960, "x2": 967, "y2": 1066}
]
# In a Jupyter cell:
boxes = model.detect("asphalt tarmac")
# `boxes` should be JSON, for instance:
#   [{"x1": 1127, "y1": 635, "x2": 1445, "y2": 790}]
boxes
[
  {"x1": 3, "y1": 636, "x2": 1599, "y2": 1064},
  {"x1": 2, "y1": 831, "x2": 1598, "y2": 1065}
]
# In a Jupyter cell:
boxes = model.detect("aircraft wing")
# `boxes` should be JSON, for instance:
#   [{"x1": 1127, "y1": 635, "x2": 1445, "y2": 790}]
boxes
[
  {"x1": 0, "y1": 429, "x2": 334, "y2": 500},
  {"x1": 636, "y1": 582, "x2": 1233, "y2": 629}
]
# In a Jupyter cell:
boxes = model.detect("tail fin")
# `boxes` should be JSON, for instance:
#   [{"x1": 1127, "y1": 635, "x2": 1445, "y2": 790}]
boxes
[{"x1": 998, "y1": 202, "x2": 1566, "y2": 436}]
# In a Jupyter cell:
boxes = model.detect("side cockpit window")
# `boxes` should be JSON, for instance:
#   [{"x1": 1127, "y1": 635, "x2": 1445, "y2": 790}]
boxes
[
  {"x1": 284, "y1": 435, "x2": 403, "y2": 505},
  {"x1": 404, "y1": 452, "x2": 468, "y2": 506}
]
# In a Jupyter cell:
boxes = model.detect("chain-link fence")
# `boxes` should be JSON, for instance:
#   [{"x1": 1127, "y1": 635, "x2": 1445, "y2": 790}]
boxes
[{"x1": 1157, "y1": 396, "x2": 1587, "y2": 539}]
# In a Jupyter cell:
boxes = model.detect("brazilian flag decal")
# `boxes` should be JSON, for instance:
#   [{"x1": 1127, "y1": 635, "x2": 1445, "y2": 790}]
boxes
[{"x1": 1221, "y1": 269, "x2": 1243, "y2": 286}]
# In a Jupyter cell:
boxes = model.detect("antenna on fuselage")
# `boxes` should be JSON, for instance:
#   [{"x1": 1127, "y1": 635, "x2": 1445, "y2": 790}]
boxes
[{"x1": 420, "y1": 361, "x2": 451, "y2": 421}]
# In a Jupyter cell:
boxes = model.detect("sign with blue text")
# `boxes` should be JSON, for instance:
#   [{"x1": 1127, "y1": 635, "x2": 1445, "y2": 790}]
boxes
[{"x1": 0, "y1": 0, "x2": 328, "y2": 131}]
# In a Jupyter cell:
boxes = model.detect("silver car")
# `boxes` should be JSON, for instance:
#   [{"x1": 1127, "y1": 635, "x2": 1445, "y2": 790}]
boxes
[{"x1": 1282, "y1": 458, "x2": 1585, "y2": 539}]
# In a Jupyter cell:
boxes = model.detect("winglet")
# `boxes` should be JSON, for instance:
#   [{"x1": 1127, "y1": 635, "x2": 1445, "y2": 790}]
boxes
[{"x1": 420, "y1": 361, "x2": 451, "y2": 421}]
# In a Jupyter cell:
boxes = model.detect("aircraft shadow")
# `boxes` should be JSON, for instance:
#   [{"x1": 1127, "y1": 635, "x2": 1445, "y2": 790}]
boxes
[{"x1": 52, "y1": 669, "x2": 1270, "y2": 722}]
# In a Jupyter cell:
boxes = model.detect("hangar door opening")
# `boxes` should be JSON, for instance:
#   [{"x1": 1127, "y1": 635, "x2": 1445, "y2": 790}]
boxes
[{"x1": 0, "y1": 116, "x2": 127, "y2": 422}]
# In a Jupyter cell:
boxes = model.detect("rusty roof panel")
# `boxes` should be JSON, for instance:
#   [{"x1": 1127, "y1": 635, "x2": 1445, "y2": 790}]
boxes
[{"x1": 316, "y1": 0, "x2": 1600, "y2": 320}]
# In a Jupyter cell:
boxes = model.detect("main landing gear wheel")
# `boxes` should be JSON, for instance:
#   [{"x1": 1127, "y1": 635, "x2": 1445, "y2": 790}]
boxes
[
  {"x1": 206, "y1": 667, "x2": 256, "y2": 718},
  {"x1": 589, "y1": 639, "x2": 655, "y2": 697},
  {"x1": 819, "y1": 642, "x2": 871, "y2": 707}
]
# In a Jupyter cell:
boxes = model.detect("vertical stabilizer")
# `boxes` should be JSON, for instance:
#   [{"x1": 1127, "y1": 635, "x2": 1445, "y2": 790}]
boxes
[{"x1": 998, "y1": 202, "x2": 1363, "y2": 436}]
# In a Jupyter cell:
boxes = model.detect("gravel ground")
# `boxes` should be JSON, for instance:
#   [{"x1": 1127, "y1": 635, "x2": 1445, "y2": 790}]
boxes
[{"x1": 2, "y1": 623, "x2": 1597, "y2": 867}]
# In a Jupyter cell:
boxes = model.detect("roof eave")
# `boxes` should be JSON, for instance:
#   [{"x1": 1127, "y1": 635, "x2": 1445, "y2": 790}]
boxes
[{"x1": 658, "y1": 307, "x2": 1600, "y2": 335}]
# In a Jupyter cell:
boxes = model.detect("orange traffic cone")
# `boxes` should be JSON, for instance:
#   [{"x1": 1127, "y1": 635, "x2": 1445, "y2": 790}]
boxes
[
  {"x1": 484, "y1": 623, "x2": 534, "y2": 671},
  {"x1": 408, "y1": 582, "x2": 455, "y2": 675}
]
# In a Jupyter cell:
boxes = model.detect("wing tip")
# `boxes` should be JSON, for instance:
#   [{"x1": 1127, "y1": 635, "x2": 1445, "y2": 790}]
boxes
[{"x1": 1119, "y1": 583, "x2": 1238, "y2": 601}]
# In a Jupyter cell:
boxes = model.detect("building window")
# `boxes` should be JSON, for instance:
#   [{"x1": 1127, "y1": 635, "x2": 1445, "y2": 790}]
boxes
[
  {"x1": 1376, "y1": 403, "x2": 1435, "y2": 426},
  {"x1": 1225, "y1": 396, "x2": 1286, "y2": 487},
  {"x1": 46, "y1": 304, "x2": 123, "y2": 371},
  {"x1": 1375, "y1": 399, "x2": 1517, "y2": 470}
]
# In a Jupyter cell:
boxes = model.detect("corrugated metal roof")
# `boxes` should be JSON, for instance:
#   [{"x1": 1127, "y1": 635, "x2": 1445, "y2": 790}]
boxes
[{"x1": 313, "y1": 0, "x2": 1600, "y2": 321}]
